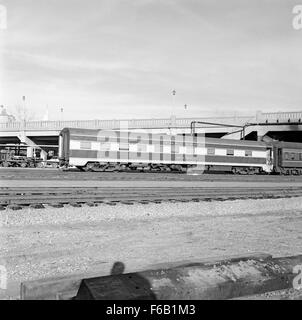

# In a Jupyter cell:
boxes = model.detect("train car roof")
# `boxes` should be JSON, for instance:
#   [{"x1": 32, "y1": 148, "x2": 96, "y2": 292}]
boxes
[
  {"x1": 272, "y1": 140, "x2": 302, "y2": 148},
  {"x1": 202, "y1": 137, "x2": 268, "y2": 147},
  {"x1": 60, "y1": 127, "x2": 101, "y2": 135},
  {"x1": 60, "y1": 127, "x2": 271, "y2": 148}
]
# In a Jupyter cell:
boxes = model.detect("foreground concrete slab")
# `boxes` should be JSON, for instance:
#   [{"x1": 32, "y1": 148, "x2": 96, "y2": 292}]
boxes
[
  {"x1": 232, "y1": 288, "x2": 302, "y2": 300},
  {"x1": 20, "y1": 252, "x2": 272, "y2": 300},
  {"x1": 75, "y1": 254, "x2": 302, "y2": 300}
]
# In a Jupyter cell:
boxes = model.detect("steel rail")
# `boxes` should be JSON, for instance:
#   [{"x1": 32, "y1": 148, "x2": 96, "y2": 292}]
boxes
[{"x1": 1, "y1": 186, "x2": 302, "y2": 207}]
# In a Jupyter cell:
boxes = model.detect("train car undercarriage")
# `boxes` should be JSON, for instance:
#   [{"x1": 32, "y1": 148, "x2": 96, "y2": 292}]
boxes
[{"x1": 70, "y1": 161, "x2": 269, "y2": 175}]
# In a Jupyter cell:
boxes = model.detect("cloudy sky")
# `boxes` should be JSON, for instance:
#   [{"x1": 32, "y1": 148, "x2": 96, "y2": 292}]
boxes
[{"x1": 0, "y1": 0, "x2": 301, "y2": 120}]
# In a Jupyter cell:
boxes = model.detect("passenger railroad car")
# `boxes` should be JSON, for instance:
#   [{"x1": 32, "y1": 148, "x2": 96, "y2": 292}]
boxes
[{"x1": 59, "y1": 128, "x2": 273, "y2": 173}]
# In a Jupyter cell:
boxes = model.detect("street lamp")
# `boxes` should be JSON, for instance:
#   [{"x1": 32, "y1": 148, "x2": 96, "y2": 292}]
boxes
[
  {"x1": 22, "y1": 96, "x2": 26, "y2": 123},
  {"x1": 60, "y1": 107, "x2": 64, "y2": 121},
  {"x1": 171, "y1": 90, "x2": 176, "y2": 116}
]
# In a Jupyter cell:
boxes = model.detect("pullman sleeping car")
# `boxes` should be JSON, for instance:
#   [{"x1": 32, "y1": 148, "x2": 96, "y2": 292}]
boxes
[{"x1": 59, "y1": 128, "x2": 274, "y2": 174}]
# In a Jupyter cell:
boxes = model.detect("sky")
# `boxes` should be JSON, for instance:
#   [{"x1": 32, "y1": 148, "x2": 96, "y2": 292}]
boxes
[{"x1": 0, "y1": 0, "x2": 301, "y2": 120}]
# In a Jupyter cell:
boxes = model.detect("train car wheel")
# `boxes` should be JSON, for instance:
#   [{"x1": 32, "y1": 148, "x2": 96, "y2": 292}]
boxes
[
  {"x1": 83, "y1": 163, "x2": 95, "y2": 172},
  {"x1": 20, "y1": 162, "x2": 27, "y2": 168},
  {"x1": 231, "y1": 168, "x2": 237, "y2": 174}
]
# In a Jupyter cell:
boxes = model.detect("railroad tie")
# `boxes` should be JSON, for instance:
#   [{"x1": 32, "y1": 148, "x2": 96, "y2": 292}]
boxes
[
  {"x1": 29, "y1": 204, "x2": 45, "y2": 209},
  {"x1": 69, "y1": 202, "x2": 82, "y2": 208},
  {"x1": 105, "y1": 202, "x2": 117, "y2": 206},
  {"x1": 86, "y1": 202, "x2": 98, "y2": 207},
  {"x1": 137, "y1": 201, "x2": 149, "y2": 205},
  {"x1": 120, "y1": 201, "x2": 134, "y2": 205},
  {"x1": 48, "y1": 203, "x2": 64, "y2": 208},
  {"x1": 7, "y1": 204, "x2": 23, "y2": 211}
]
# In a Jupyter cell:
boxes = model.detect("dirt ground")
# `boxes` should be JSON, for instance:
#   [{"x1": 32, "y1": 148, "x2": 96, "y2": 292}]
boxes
[{"x1": 1, "y1": 196, "x2": 302, "y2": 299}]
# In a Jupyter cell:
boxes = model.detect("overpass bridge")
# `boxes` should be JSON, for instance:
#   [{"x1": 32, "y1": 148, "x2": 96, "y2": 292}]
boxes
[
  {"x1": 0, "y1": 114, "x2": 254, "y2": 135},
  {"x1": 222, "y1": 111, "x2": 302, "y2": 141},
  {"x1": 0, "y1": 111, "x2": 302, "y2": 158}
]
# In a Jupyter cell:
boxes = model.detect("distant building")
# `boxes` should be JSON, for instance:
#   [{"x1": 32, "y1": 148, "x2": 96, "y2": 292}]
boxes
[{"x1": 0, "y1": 106, "x2": 16, "y2": 123}]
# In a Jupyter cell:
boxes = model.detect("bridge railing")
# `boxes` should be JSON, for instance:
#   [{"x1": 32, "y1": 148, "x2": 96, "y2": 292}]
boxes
[
  {"x1": 0, "y1": 116, "x2": 253, "y2": 131},
  {"x1": 257, "y1": 111, "x2": 302, "y2": 123},
  {"x1": 1, "y1": 111, "x2": 302, "y2": 132}
]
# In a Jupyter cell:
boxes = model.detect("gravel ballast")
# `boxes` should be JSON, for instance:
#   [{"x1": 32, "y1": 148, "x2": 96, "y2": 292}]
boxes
[{"x1": 1, "y1": 196, "x2": 302, "y2": 299}]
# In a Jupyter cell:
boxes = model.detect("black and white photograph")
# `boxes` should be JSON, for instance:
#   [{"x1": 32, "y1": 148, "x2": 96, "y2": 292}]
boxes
[{"x1": 0, "y1": 0, "x2": 302, "y2": 306}]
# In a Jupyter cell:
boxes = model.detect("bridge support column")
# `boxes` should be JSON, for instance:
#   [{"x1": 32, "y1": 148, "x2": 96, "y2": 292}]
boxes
[
  {"x1": 256, "y1": 126, "x2": 269, "y2": 142},
  {"x1": 40, "y1": 151, "x2": 47, "y2": 161},
  {"x1": 18, "y1": 131, "x2": 47, "y2": 160}
]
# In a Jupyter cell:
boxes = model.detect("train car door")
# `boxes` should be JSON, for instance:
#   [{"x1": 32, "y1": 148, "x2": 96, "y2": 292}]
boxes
[
  {"x1": 59, "y1": 129, "x2": 70, "y2": 162},
  {"x1": 277, "y1": 148, "x2": 283, "y2": 167},
  {"x1": 118, "y1": 131, "x2": 129, "y2": 163}
]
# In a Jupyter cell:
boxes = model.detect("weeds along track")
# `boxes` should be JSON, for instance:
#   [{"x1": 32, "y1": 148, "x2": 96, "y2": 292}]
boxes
[{"x1": 1, "y1": 186, "x2": 302, "y2": 209}]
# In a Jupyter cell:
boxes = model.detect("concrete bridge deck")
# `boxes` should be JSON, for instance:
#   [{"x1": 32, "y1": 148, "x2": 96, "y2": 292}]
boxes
[
  {"x1": 1, "y1": 111, "x2": 302, "y2": 133},
  {"x1": 0, "y1": 115, "x2": 253, "y2": 132},
  {"x1": 0, "y1": 111, "x2": 302, "y2": 153}
]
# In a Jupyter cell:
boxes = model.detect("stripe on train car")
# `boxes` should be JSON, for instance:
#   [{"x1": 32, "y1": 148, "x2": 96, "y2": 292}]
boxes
[
  {"x1": 69, "y1": 136, "x2": 268, "y2": 152},
  {"x1": 204, "y1": 155, "x2": 266, "y2": 164},
  {"x1": 70, "y1": 133, "x2": 268, "y2": 150},
  {"x1": 70, "y1": 135, "x2": 99, "y2": 142},
  {"x1": 171, "y1": 136, "x2": 175, "y2": 162},
  {"x1": 149, "y1": 133, "x2": 152, "y2": 162},
  {"x1": 70, "y1": 150, "x2": 98, "y2": 158},
  {"x1": 160, "y1": 136, "x2": 163, "y2": 161},
  {"x1": 183, "y1": 135, "x2": 186, "y2": 162},
  {"x1": 70, "y1": 141, "x2": 268, "y2": 158},
  {"x1": 280, "y1": 160, "x2": 302, "y2": 168},
  {"x1": 69, "y1": 156, "x2": 268, "y2": 168},
  {"x1": 69, "y1": 150, "x2": 267, "y2": 165},
  {"x1": 205, "y1": 143, "x2": 267, "y2": 151}
]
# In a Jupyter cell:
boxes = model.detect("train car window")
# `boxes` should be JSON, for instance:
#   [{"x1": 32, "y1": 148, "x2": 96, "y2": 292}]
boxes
[
  {"x1": 245, "y1": 150, "x2": 252, "y2": 157},
  {"x1": 290, "y1": 153, "x2": 297, "y2": 160},
  {"x1": 105, "y1": 151, "x2": 109, "y2": 157},
  {"x1": 207, "y1": 148, "x2": 215, "y2": 155},
  {"x1": 300, "y1": 153, "x2": 302, "y2": 161},
  {"x1": 284, "y1": 152, "x2": 289, "y2": 160},
  {"x1": 80, "y1": 141, "x2": 92, "y2": 149},
  {"x1": 226, "y1": 149, "x2": 234, "y2": 156}
]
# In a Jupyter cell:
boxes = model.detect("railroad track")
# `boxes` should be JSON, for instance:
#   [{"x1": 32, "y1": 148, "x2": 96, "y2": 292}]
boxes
[
  {"x1": 2, "y1": 168, "x2": 302, "y2": 182},
  {"x1": 1, "y1": 186, "x2": 302, "y2": 209}
]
